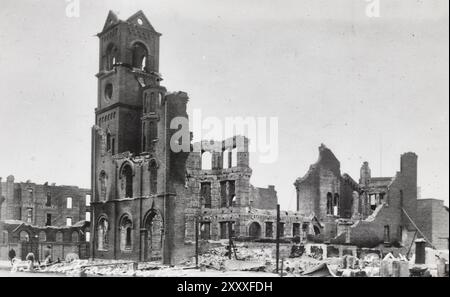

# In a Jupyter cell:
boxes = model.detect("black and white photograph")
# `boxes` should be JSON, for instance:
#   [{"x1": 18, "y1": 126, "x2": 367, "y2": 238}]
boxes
[{"x1": 0, "y1": 0, "x2": 448, "y2": 286}]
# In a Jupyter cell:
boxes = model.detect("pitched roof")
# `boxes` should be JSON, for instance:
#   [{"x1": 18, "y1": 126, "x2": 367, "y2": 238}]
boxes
[
  {"x1": 102, "y1": 10, "x2": 120, "y2": 32},
  {"x1": 126, "y1": 10, "x2": 157, "y2": 32}
]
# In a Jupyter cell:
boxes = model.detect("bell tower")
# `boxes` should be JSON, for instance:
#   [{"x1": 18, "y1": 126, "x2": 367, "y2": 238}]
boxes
[{"x1": 95, "y1": 10, "x2": 162, "y2": 155}]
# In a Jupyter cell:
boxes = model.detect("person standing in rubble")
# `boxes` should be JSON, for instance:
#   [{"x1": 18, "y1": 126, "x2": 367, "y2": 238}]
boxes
[
  {"x1": 43, "y1": 245, "x2": 52, "y2": 265},
  {"x1": 8, "y1": 248, "x2": 16, "y2": 265},
  {"x1": 25, "y1": 252, "x2": 35, "y2": 272}
]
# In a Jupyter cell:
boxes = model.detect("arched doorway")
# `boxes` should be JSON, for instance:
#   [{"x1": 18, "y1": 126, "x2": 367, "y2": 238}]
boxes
[
  {"x1": 144, "y1": 209, "x2": 163, "y2": 261},
  {"x1": 248, "y1": 222, "x2": 262, "y2": 239},
  {"x1": 119, "y1": 215, "x2": 133, "y2": 251}
]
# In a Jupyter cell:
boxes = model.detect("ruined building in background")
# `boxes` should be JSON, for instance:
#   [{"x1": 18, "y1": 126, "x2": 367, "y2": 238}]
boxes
[
  {"x1": 0, "y1": 175, "x2": 90, "y2": 227},
  {"x1": 294, "y1": 144, "x2": 449, "y2": 250},
  {"x1": 0, "y1": 175, "x2": 91, "y2": 260},
  {"x1": 91, "y1": 11, "x2": 191, "y2": 264},
  {"x1": 183, "y1": 136, "x2": 303, "y2": 242}
]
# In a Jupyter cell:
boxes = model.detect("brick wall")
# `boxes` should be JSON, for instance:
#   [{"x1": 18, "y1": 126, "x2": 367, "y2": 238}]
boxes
[{"x1": 0, "y1": 177, "x2": 90, "y2": 227}]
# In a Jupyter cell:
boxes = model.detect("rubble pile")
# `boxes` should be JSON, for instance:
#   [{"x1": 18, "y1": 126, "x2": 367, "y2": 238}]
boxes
[
  {"x1": 199, "y1": 245, "x2": 274, "y2": 271},
  {"x1": 9, "y1": 244, "x2": 446, "y2": 277}
]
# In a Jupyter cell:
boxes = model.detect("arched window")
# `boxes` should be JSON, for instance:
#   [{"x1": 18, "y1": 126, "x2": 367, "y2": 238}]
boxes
[
  {"x1": 201, "y1": 151, "x2": 212, "y2": 170},
  {"x1": 120, "y1": 215, "x2": 133, "y2": 251},
  {"x1": 144, "y1": 210, "x2": 163, "y2": 260},
  {"x1": 97, "y1": 217, "x2": 109, "y2": 250},
  {"x1": 105, "y1": 43, "x2": 118, "y2": 71},
  {"x1": 19, "y1": 231, "x2": 30, "y2": 242},
  {"x1": 71, "y1": 231, "x2": 79, "y2": 242},
  {"x1": 248, "y1": 222, "x2": 262, "y2": 239},
  {"x1": 121, "y1": 164, "x2": 133, "y2": 198},
  {"x1": 132, "y1": 42, "x2": 148, "y2": 71},
  {"x1": 55, "y1": 231, "x2": 63, "y2": 243},
  {"x1": 326, "y1": 192, "x2": 333, "y2": 215},
  {"x1": 99, "y1": 171, "x2": 107, "y2": 201}
]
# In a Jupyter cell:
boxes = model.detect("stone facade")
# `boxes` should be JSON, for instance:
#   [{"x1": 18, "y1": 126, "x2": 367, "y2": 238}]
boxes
[{"x1": 0, "y1": 175, "x2": 91, "y2": 227}]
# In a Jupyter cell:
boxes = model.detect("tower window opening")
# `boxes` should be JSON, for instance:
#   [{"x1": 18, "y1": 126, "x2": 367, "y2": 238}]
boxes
[
  {"x1": 132, "y1": 43, "x2": 148, "y2": 71},
  {"x1": 104, "y1": 84, "x2": 113, "y2": 101},
  {"x1": 105, "y1": 44, "x2": 118, "y2": 71}
]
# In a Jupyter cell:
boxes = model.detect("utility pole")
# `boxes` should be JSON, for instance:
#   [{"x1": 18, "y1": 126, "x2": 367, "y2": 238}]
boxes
[
  {"x1": 195, "y1": 217, "x2": 199, "y2": 268},
  {"x1": 228, "y1": 221, "x2": 233, "y2": 260},
  {"x1": 276, "y1": 204, "x2": 280, "y2": 273}
]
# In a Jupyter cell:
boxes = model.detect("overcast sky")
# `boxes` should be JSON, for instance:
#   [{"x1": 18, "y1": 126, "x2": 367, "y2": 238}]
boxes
[{"x1": 0, "y1": 0, "x2": 448, "y2": 209}]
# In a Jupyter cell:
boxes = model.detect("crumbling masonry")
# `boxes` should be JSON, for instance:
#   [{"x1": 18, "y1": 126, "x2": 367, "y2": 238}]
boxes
[{"x1": 294, "y1": 144, "x2": 448, "y2": 250}]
